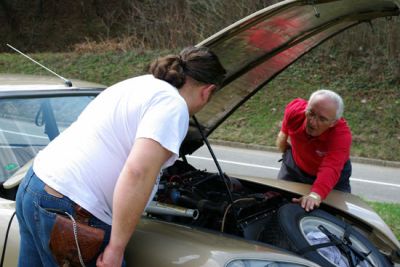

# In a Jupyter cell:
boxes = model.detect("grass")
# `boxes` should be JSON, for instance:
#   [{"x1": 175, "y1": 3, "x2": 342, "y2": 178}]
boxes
[
  {"x1": 0, "y1": 50, "x2": 399, "y2": 240},
  {"x1": 2, "y1": 50, "x2": 398, "y2": 162},
  {"x1": 0, "y1": 50, "x2": 169, "y2": 86},
  {"x1": 367, "y1": 201, "x2": 400, "y2": 240},
  {"x1": 211, "y1": 55, "x2": 400, "y2": 162}
]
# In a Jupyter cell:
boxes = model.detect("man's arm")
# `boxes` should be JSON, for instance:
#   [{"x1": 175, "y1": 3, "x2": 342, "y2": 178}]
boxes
[
  {"x1": 293, "y1": 146, "x2": 350, "y2": 212},
  {"x1": 276, "y1": 130, "x2": 289, "y2": 153},
  {"x1": 97, "y1": 138, "x2": 172, "y2": 267}
]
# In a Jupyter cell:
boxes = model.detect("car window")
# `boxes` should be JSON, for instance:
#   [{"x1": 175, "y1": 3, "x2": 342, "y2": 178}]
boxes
[{"x1": 0, "y1": 96, "x2": 94, "y2": 182}]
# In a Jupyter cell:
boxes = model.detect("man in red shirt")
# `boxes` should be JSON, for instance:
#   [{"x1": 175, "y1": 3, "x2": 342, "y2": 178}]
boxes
[{"x1": 276, "y1": 89, "x2": 352, "y2": 212}]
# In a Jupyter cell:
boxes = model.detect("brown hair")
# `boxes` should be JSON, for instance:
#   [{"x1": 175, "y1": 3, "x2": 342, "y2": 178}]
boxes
[{"x1": 149, "y1": 46, "x2": 226, "y2": 89}]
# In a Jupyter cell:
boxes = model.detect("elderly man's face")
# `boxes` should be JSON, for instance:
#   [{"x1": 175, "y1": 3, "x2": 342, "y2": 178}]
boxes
[{"x1": 305, "y1": 95, "x2": 337, "y2": 136}]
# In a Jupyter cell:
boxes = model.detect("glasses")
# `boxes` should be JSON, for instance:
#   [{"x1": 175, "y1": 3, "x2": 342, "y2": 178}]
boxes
[{"x1": 305, "y1": 109, "x2": 335, "y2": 124}]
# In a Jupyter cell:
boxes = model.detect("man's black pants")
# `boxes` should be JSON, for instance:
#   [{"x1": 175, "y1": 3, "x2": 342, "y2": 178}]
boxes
[{"x1": 277, "y1": 148, "x2": 352, "y2": 193}]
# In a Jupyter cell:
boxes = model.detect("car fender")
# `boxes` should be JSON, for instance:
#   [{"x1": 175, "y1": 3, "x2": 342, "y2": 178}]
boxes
[{"x1": 0, "y1": 199, "x2": 19, "y2": 267}]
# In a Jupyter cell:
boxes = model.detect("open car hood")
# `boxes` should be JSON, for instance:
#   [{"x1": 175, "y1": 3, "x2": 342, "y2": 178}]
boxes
[{"x1": 179, "y1": 0, "x2": 400, "y2": 156}]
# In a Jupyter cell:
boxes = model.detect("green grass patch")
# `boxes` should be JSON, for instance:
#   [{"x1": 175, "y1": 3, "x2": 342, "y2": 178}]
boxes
[
  {"x1": 0, "y1": 50, "x2": 171, "y2": 86},
  {"x1": 0, "y1": 50, "x2": 399, "y2": 161},
  {"x1": 367, "y1": 201, "x2": 400, "y2": 240}
]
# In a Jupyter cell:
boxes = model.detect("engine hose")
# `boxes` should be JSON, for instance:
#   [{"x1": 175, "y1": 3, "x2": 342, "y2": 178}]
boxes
[{"x1": 178, "y1": 195, "x2": 227, "y2": 214}]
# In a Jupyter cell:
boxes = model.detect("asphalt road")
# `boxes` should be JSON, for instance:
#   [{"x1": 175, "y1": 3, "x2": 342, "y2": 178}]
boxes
[
  {"x1": 187, "y1": 144, "x2": 400, "y2": 204},
  {"x1": 3, "y1": 116, "x2": 399, "y2": 203}
]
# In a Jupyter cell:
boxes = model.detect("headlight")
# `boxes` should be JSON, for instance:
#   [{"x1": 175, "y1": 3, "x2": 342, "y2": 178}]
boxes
[{"x1": 226, "y1": 259, "x2": 308, "y2": 267}]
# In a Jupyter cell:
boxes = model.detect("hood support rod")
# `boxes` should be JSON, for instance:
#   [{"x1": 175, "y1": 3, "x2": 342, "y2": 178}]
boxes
[{"x1": 192, "y1": 116, "x2": 235, "y2": 205}]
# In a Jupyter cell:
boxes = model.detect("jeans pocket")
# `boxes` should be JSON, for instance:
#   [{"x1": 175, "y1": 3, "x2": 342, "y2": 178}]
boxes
[
  {"x1": 35, "y1": 202, "x2": 57, "y2": 244},
  {"x1": 35, "y1": 194, "x2": 74, "y2": 243},
  {"x1": 33, "y1": 202, "x2": 59, "y2": 267}
]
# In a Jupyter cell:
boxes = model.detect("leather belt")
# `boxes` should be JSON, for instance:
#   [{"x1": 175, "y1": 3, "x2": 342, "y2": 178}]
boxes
[{"x1": 44, "y1": 184, "x2": 92, "y2": 224}]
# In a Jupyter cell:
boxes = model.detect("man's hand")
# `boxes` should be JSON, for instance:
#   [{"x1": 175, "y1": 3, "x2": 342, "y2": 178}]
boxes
[
  {"x1": 292, "y1": 192, "x2": 321, "y2": 212},
  {"x1": 276, "y1": 131, "x2": 289, "y2": 153}
]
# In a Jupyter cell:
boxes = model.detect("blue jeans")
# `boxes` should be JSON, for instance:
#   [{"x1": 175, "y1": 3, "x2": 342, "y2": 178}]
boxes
[{"x1": 16, "y1": 167, "x2": 113, "y2": 267}]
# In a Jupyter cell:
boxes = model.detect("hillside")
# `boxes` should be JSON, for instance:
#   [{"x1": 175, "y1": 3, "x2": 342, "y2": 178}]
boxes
[
  {"x1": 1, "y1": 44, "x2": 398, "y2": 161},
  {"x1": 1, "y1": 0, "x2": 399, "y2": 161}
]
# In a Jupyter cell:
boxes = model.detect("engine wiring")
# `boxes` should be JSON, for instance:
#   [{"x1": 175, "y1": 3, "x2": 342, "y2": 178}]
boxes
[{"x1": 221, "y1": 197, "x2": 256, "y2": 232}]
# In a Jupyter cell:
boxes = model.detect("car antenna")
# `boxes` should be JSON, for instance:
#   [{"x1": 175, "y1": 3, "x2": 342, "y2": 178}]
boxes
[{"x1": 6, "y1": 43, "x2": 73, "y2": 87}]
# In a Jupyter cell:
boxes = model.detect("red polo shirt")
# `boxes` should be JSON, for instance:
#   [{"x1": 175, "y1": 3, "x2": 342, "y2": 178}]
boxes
[{"x1": 281, "y1": 98, "x2": 352, "y2": 199}]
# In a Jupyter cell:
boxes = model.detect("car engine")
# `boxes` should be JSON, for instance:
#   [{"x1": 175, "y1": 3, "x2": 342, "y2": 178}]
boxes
[{"x1": 146, "y1": 159, "x2": 289, "y2": 242}]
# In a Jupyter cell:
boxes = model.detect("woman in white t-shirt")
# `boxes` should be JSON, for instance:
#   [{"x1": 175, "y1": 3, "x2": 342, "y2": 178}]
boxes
[{"x1": 16, "y1": 46, "x2": 226, "y2": 267}]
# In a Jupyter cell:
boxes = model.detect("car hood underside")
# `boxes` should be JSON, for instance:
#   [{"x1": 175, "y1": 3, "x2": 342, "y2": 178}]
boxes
[{"x1": 179, "y1": 0, "x2": 400, "y2": 156}]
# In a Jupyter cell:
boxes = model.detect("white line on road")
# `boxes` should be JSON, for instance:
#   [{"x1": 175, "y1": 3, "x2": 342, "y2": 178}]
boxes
[
  {"x1": 188, "y1": 155, "x2": 280, "y2": 170},
  {"x1": 187, "y1": 155, "x2": 400, "y2": 188},
  {"x1": 350, "y1": 178, "x2": 400, "y2": 188}
]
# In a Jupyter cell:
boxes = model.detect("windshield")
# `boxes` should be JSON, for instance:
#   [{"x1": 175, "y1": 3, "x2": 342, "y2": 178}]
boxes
[{"x1": 0, "y1": 96, "x2": 95, "y2": 182}]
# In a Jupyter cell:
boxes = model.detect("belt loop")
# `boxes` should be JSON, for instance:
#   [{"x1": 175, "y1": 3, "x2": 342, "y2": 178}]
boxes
[{"x1": 22, "y1": 166, "x2": 35, "y2": 191}]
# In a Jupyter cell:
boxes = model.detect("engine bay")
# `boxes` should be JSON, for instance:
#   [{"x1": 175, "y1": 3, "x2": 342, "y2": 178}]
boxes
[
  {"x1": 144, "y1": 159, "x2": 397, "y2": 267},
  {"x1": 147, "y1": 159, "x2": 290, "y2": 242}
]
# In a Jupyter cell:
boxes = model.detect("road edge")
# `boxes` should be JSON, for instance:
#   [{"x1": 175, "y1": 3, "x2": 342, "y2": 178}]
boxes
[{"x1": 209, "y1": 139, "x2": 400, "y2": 169}]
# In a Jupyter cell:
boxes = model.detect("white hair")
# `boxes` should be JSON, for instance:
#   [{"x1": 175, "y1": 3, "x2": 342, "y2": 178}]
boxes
[{"x1": 308, "y1": 89, "x2": 344, "y2": 120}]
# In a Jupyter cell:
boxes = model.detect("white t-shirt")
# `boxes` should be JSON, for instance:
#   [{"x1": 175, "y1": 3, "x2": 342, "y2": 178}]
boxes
[{"x1": 33, "y1": 75, "x2": 189, "y2": 225}]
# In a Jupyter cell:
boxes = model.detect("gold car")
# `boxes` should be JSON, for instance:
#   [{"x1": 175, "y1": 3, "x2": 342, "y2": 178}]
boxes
[{"x1": 1, "y1": 0, "x2": 400, "y2": 266}]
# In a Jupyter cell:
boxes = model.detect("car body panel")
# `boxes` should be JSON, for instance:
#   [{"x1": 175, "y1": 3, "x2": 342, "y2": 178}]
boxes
[
  {"x1": 0, "y1": 74, "x2": 105, "y2": 99},
  {"x1": 0, "y1": 74, "x2": 105, "y2": 91},
  {"x1": 0, "y1": 200, "x2": 19, "y2": 267},
  {"x1": 125, "y1": 218, "x2": 320, "y2": 267},
  {"x1": 0, "y1": 198, "x2": 319, "y2": 266}
]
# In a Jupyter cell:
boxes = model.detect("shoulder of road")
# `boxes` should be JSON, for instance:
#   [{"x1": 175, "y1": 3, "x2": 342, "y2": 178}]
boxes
[{"x1": 209, "y1": 139, "x2": 400, "y2": 169}]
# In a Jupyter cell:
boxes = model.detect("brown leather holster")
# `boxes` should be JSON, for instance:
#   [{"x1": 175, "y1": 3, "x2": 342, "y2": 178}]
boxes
[{"x1": 49, "y1": 208, "x2": 105, "y2": 267}]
